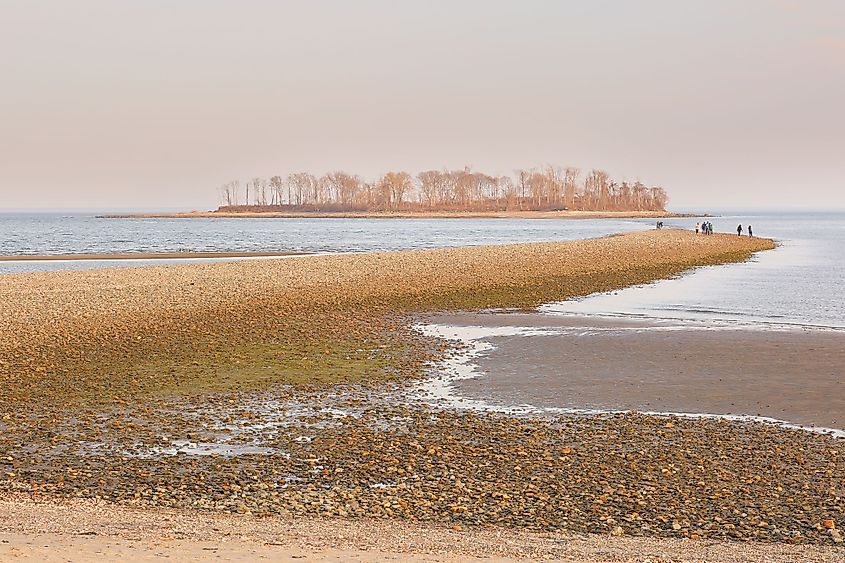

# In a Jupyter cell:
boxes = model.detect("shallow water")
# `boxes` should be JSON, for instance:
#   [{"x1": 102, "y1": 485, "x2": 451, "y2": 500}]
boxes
[
  {"x1": 3, "y1": 210, "x2": 842, "y2": 329},
  {"x1": 410, "y1": 211, "x2": 845, "y2": 431},
  {"x1": 543, "y1": 212, "x2": 845, "y2": 330},
  {"x1": 0, "y1": 213, "x2": 655, "y2": 274},
  {"x1": 416, "y1": 320, "x2": 845, "y2": 437}
]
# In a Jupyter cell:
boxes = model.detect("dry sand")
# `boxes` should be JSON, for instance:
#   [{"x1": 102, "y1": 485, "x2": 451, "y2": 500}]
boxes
[{"x1": 1, "y1": 495, "x2": 840, "y2": 562}]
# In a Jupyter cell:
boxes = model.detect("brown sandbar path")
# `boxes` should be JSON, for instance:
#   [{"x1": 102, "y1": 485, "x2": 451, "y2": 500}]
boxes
[{"x1": 0, "y1": 229, "x2": 774, "y2": 404}]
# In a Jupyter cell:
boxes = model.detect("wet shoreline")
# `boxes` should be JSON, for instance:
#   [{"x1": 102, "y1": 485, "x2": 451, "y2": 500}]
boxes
[{"x1": 419, "y1": 312, "x2": 845, "y2": 433}]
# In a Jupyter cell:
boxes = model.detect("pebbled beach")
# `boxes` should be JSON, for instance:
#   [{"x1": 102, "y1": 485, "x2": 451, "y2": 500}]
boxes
[
  {"x1": 4, "y1": 231, "x2": 843, "y2": 556},
  {"x1": 0, "y1": 229, "x2": 773, "y2": 404}
]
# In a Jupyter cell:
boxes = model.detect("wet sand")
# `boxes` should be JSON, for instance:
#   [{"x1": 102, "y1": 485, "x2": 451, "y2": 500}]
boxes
[{"x1": 430, "y1": 312, "x2": 845, "y2": 430}]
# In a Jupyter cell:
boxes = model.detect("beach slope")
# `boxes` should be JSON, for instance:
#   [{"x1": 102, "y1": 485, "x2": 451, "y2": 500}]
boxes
[{"x1": 0, "y1": 230, "x2": 774, "y2": 402}]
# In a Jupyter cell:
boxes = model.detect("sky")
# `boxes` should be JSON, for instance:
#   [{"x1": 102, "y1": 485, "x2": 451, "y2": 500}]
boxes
[{"x1": 0, "y1": 0, "x2": 843, "y2": 212}]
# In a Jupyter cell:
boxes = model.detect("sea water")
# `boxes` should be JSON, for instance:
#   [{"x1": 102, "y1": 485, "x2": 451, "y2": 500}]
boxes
[
  {"x1": 1, "y1": 211, "x2": 842, "y2": 329},
  {"x1": 0, "y1": 213, "x2": 653, "y2": 273},
  {"x1": 541, "y1": 211, "x2": 845, "y2": 330}
]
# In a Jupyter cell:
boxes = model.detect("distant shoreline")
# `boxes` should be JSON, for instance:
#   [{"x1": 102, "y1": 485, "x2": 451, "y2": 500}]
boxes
[
  {"x1": 98, "y1": 210, "x2": 703, "y2": 220},
  {"x1": 0, "y1": 251, "x2": 307, "y2": 262}
]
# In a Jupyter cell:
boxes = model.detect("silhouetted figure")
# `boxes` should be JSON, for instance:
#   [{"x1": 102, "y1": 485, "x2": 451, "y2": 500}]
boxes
[
  {"x1": 737, "y1": 224, "x2": 743, "y2": 236},
  {"x1": 748, "y1": 225, "x2": 753, "y2": 237}
]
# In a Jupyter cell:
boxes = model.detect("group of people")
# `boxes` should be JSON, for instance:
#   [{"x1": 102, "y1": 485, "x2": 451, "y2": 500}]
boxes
[
  {"x1": 738, "y1": 224, "x2": 753, "y2": 237},
  {"x1": 695, "y1": 221, "x2": 714, "y2": 235},
  {"x1": 695, "y1": 221, "x2": 754, "y2": 237}
]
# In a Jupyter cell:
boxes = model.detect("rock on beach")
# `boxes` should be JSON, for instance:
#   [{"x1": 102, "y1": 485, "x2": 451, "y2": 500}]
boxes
[{"x1": 6, "y1": 230, "x2": 834, "y2": 552}]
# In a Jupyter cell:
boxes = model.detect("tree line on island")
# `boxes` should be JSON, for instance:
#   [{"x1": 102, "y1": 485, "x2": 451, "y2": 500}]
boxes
[{"x1": 217, "y1": 166, "x2": 668, "y2": 212}]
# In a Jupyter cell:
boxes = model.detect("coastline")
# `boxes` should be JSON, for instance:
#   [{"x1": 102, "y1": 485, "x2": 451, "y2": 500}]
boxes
[
  {"x1": 0, "y1": 229, "x2": 773, "y2": 402},
  {"x1": 98, "y1": 209, "x2": 702, "y2": 220},
  {"x1": 6, "y1": 232, "x2": 844, "y2": 553}
]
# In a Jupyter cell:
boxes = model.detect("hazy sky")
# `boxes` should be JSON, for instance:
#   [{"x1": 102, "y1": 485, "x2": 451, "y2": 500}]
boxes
[{"x1": 1, "y1": 1, "x2": 843, "y2": 211}]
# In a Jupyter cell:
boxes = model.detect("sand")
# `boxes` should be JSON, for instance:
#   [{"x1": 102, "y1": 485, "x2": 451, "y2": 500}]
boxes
[
  {"x1": 9, "y1": 230, "x2": 834, "y2": 559},
  {"x1": 429, "y1": 312, "x2": 845, "y2": 430},
  {"x1": 1, "y1": 495, "x2": 841, "y2": 562},
  {"x1": 0, "y1": 229, "x2": 773, "y2": 404}
]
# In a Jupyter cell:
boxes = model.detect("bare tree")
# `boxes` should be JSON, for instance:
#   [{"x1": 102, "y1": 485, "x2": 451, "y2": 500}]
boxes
[
  {"x1": 219, "y1": 182, "x2": 236, "y2": 207},
  {"x1": 214, "y1": 165, "x2": 669, "y2": 213},
  {"x1": 376, "y1": 172, "x2": 413, "y2": 209},
  {"x1": 269, "y1": 176, "x2": 284, "y2": 205},
  {"x1": 417, "y1": 170, "x2": 443, "y2": 209},
  {"x1": 287, "y1": 173, "x2": 318, "y2": 206},
  {"x1": 324, "y1": 171, "x2": 362, "y2": 207},
  {"x1": 515, "y1": 169, "x2": 531, "y2": 209},
  {"x1": 563, "y1": 167, "x2": 579, "y2": 209}
]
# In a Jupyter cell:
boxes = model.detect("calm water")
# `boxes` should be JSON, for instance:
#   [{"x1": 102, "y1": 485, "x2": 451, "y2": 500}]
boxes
[
  {"x1": 542, "y1": 212, "x2": 845, "y2": 330},
  {"x1": 0, "y1": 214, "x2": 655, "y2": 274},
  {"x1": 1, "y1": 211, "x2": 842, "y2": 329}
]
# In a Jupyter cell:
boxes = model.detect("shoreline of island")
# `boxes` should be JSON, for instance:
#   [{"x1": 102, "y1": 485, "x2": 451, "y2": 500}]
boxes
[{"x1": 98, "y1": 209, "x2": 705, "y2": 220}]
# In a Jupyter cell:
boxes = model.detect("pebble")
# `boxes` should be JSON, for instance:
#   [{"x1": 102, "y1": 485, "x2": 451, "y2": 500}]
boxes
[{"x1": 1, "y1": 232, "x2": 821, "y2": 547}]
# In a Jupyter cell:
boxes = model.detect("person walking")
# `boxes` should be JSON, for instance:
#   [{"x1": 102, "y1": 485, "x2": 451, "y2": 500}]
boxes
[
  {"x1": 737, "y1": 224, "x2": 743, "y2": 236},
  {"x1": 748, "y1": 225, "x2": 753, "y2": 237}
]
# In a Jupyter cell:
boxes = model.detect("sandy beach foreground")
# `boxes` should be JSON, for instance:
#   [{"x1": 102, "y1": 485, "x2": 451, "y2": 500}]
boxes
[
  {"x1": 3, "y1": 231, "x2": 843, "y2": 557},
  {"x1": 2, "y1": 495, "x2": 841, "y2": 562}
]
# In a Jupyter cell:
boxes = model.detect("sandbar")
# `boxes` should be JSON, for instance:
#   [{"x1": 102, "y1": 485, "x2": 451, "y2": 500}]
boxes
[{"x1": 0, "y1": 230, "x2": 773, "y2": 403}]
